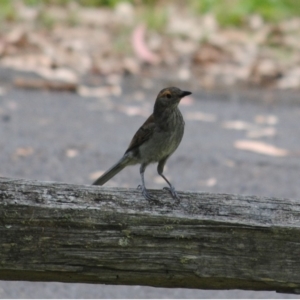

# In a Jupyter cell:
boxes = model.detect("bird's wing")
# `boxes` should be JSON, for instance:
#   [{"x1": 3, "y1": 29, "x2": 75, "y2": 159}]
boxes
[{"x1": 125, "y1": 114, "x2": 156, "y2": 154}]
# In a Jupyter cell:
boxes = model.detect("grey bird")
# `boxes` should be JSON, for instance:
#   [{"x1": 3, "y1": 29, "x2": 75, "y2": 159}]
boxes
[{"x1": 93, "y1": 87, "x2": 192, "y2": 202}]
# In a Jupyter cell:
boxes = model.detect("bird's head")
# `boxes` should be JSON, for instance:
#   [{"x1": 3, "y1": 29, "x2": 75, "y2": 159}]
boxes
[{"x1": 155, "y1": 87, "x2": 192, "y2": 109}]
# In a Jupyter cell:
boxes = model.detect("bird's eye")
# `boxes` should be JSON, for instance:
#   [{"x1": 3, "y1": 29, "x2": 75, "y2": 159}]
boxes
[{"x1": 166, "y1": 93, "x2": 171, "y2": 99}]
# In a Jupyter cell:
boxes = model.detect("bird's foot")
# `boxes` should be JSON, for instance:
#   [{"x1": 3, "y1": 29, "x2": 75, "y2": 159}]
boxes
[
  {"x1": 137, "y1": 185, "x2": 160, "y2": 204},
  {"x1": 163, "y1": 185, "x2": 181, "y2": 202}
]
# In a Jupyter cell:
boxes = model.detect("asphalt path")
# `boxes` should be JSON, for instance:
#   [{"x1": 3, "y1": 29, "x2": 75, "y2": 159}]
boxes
[{"x1": 0, "y1": 72, "x2": 300, "y2": 298}]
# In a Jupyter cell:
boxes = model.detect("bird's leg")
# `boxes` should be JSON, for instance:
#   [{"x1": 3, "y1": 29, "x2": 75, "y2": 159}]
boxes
[
  {"x1": 138, "y1": 163, "x2": 158, "y2": 202},
  {"x1": 157, "y1": 158, "x2": 180, "y2": 201}
]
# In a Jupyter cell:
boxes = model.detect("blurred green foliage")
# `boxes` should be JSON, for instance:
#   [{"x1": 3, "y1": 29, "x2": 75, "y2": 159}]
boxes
[
  {"x1": 1, "y1": 0, "x2": 300, "y2": 26},
  {"x1": 140, "y1": 5, "x2": 168, "y2": 31},
  {"x1": 0, "y1": 0, "x2": 18, "y2": 21},
  {"x1": 192, "y1": 0, "x2": 300, "y2": 26},
  {"x1": 22, "y1": 0, "x2": 129, "y2": 6}
]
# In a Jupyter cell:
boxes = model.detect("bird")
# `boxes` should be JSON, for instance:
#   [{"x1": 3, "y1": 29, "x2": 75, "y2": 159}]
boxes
[{"x1": 93, "y1": 87, "x2": 192, "y2": 202}]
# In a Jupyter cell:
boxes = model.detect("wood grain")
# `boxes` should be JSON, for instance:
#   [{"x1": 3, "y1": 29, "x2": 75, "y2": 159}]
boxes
[{"x1": 0, "y1": 177, "x2": 300, "y2": 294}]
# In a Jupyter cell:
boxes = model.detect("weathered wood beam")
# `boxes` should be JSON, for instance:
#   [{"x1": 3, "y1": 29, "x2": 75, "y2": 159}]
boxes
[{"x1": 0, "y1": 177, "x2": 300, "y2": 294}]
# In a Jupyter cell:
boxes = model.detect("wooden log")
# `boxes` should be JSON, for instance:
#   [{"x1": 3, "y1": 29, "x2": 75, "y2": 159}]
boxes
[{"x1": 0, "y1": 177, "x2": 300, "y2": 294}]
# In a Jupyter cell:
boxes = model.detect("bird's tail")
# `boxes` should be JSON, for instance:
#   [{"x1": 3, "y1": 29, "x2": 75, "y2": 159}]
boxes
[{"x1": 92, "y1": 155, "x2": 131, "y2": 186}]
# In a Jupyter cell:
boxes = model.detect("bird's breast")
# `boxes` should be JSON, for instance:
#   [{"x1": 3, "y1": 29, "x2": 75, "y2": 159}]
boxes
[{"x1": 138, "y1": 109, "x2": 185, "y2": 163}]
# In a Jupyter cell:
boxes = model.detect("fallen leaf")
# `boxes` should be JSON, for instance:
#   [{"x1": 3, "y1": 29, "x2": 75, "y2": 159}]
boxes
[
  {"x1": 89, "y1": 171, "x2": 117, "y2": 186},
  {"x1": 199, "y1": 177, "x2": 217, "y2": 187},
  {"x1": 37, "y1": 68, "x2": 78, "y2": 84},
  {"x1": 234, "y1": 140, "x2": 288, "y2": 157},
  {"x1": 118, "y1": 105, "x2": 149, "y2": 117},
  {"x1": 6, "y1": 28, "x2": 28, "y2": 46},
  {"x1": 168, "y1": 14, "x2": 205, "y2": 40},
  {"x1": 254, "y1": 115, "x2": 278, "y2": 125},
  {"x1": 114, "y1": 2, "x2": 134, "y2": 25},
  {"x1": 65, "y1": 149, "x2": 79, "y2": 158},
  {"x1": 89, "y1": 171, "x2": 104, "y2": 180},
  {"x1": 222, "y1": 120, "x2": 255, "y2": 130},
  {"x1": 77, "y1": 85, "x2": 121, "y2": 98},
  {"x1": 14, "y1": 77, "x2": 77, "y2": 91},
  {"x1": 154, "y1": 176, "x2": 168, "y2": 184},
  {"x1": 277, "y1": 67, "x2": 300, "y2": 89},
  {"x1": 180, "y1": 95, "x2": 194, "y2": 106},
  {"x1": 246, "y1": 127, "x2": 276, "y2": 138},
  {"x1": 131, "y1": 24, "x2": 160, "y2": 64},
  {"x1": 250, "y1": 58, "x2": 281, "y2": 85},
  {"x1": 193, "y1": 42, "x2": 229, "y2": 65},
  {"x1": 14, "y1": 147, "x2": 34, "y2": 157},
  {"x1": 123, "y1": 57, "x2": 140, "y2": 74}
]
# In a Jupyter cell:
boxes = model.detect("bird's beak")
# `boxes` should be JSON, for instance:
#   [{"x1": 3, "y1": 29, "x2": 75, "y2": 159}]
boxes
[{"x1": 180, "y1": 90, "x2": 192, "y2": 98}]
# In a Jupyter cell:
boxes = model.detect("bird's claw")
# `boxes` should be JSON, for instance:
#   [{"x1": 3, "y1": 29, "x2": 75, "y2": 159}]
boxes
[
  {"x1": 163, "y1": 185, "x2": 181, "y2": 202},
  {"x1": 137, "y1": 185, "x2": 160, "y2": 204}
]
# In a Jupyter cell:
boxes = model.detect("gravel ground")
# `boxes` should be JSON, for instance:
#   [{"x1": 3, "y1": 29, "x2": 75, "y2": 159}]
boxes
[{"x1": 0, "y1": 71, "x2": 300, "y2": 298}]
